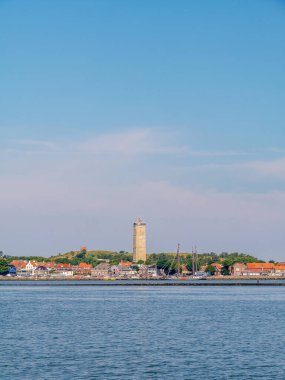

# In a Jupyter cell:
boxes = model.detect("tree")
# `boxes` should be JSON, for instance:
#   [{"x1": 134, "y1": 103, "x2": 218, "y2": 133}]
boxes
[
  {"x1": 221, "y1": 265, "x2": 230, "y2": 276},
  {"x1": 0, "y1": 258, "x2": 9, "y2": 275},
  {"x1": 76, "y1": 248, "x2": 87, "y2": 259},
  {"x1": 205, "y1": 265, "x2": 216, "y2": 276},
  {"x1": 55, "y1": 257, "x2": 70, "y2": 264},
  {"x1": 156, "y1": 254, "x2": 173, "y2": 273},
  {"x1": 221, "y1": 253, "x2": 260, "y2": 275},
  {"x1": 69, "y1": 258, "x2": 80, "y2": 266}
]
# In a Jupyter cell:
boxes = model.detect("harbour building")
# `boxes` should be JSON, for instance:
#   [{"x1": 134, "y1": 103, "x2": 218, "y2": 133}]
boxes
[{"x1": 133, "y1": 218, "x2": 147, "y2": 262}]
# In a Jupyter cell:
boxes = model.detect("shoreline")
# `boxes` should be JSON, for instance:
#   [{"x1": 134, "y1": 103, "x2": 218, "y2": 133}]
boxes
[
  {"x1": 2, "y1": 275, "x2": 285, "y2": 281},
  {"x1": 2, "y1": 277, "x2": 285, "y2": 286}
]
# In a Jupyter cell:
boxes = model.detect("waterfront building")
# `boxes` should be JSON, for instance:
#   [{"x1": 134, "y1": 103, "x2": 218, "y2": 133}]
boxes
[
  {"x1": 133, "y1": 217, "x2": 147, "y2": 262},
  {"x1": 91, "y1": 262, "x2": 111, "y2": 278},
  {"x1": 246, "y1": 263, "x2": 275, "y2": 275},
  {"x1": 230, "y1": 262, "x2": 246, "y2": 276},
  {"x1": 110, "y1": 261, "x2": 134, "y2": 278},
  {"x1": 51, "y1": 268, "x2": 74, "y2": 277},
  {"x1": 119, "y1": 266, "x2": 137, "y2": 278},
  {"x1": 10, "y1": 260, "x2": 27, "y2": 272},
  {"x1": 34, "y1": 266, "x2": 49, "y2": 277},
  {"x1": 6, "y1": 264, "x2": 16, "y2": 276},
  {"x1": 110, "y1": 265, "x2": 121, "y2": 277},
  {"x1": 274, "y1": 265, "x2": 285, "y2": 276},
  {"x1": 210, "y1": 263, "x2": 222, "y2": 276},
  {"x1": 74, "y1": 262, "x2": 92, "y2": 276},
  {"x1": 138, "y1": 264, "x2": 159, "y2": 278},
  {"x1": 230, "y1": 262, "x2": 275, "y2": 276},
  {"x1": 26, "y1": 260, "x2": 36, "y2": 275}
]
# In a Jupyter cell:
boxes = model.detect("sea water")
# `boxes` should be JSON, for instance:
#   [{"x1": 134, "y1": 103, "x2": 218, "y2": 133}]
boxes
[{"x1": 1, "y1": 284, "x2": 285, "y2": 379}]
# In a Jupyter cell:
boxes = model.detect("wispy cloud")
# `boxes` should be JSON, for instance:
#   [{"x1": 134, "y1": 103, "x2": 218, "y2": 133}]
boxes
[
  {"x1": 5, "y1": 129, "x2": 285, "y2": 189},
  {"x1": 264, "y1": 147, "x2": 285, "y2": 154},
  {"x1": 6, "y1": 129, "x2": 183, "y2": 156},
  {"x1": 76, "y1": 129, "x2": 186, "y2": 156},
  {"x1": 185, "y1": 149, "x2": 248, "y2": 157},
  {"x1": 7, "y1": 128, "x2": 249, "y2": 159},
  {"x1": 10, "y1": 139, "x2": 58, "y2": 150},
  {"x1": 247, "y1": 158, "x2": 285, "y2": 179},
  {"x1": 182, "y1": 156, "x2": 285, "y2": 182}
]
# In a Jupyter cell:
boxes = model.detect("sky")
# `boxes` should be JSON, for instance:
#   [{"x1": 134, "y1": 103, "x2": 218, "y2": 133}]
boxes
[{"x1": 0, "y1": 0, "x2": 285, "y2": 259}]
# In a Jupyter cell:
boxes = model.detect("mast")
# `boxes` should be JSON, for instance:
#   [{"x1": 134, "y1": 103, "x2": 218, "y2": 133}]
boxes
[
  {"x1": 195, "y1": 245, "x2": 197, "y2": 273},
  {"x1": 192, "y1": 246, "x2": 195, "y2": 276},
  {"x1": 192, "y1": 246, "x2": 198, "y2": 276},
  {"x1": 194, "y1": 245, "x2": 198, "y2": 273},
  {"x1": 176, "y1": 243, "x2": 180, "y2": 277}
]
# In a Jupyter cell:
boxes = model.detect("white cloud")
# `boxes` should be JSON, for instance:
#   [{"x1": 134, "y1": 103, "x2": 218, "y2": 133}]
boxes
[
  {"x1": 7, "y1": 129, "x2": 182, "y2": 157},
  {"x1": 7, "y1": 128, "x2": 249, "y2": 158},
  {"x1": 10, "y1": 139, "x2": 58, "y2": 150},
  {"x1": 184, "y1": 156, "x2": 285, "y2": 182},
  {"x1": 247, "y1": 158, "x2": 285, "y2": 179},
  {"x1": 76, "y1": 129, "x2": 184, "y2": 155}
]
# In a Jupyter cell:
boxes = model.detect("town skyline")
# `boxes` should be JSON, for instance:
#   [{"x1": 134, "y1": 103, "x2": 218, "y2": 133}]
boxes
[{"x1": 3, "y1": 248, "x2": 285, "y2": 280}]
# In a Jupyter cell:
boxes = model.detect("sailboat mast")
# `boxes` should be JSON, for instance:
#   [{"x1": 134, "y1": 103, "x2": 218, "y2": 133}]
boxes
[
  {"x1": 195, "y1": 245, "x2": 197, "y2": 274},
  {"x1": 176, "y1": 243, "x2": 180, "y2": 276},
  {"x1": 192, "y1": 246, "x2": 195, "y2": 276}
]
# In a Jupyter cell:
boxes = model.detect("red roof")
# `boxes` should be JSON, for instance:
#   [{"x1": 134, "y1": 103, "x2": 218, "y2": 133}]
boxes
[
  {"x1": 274, "y1": 265, "x2": 285, "y2": 270},
  {"x1": 211, "y1": 263, "x2": 222, "y2": 269},
  {"x1": 32, "y1": 261, "x2": 45, "y2": 267},
  {"x1": 56, "y1": 263, "x2": 71, "y2": 269},
  {"x1": 45, "y1": 262, "x2": 56, "y2": 268},
  {"x1": 120, "y1": 261, "x2": 132, "y2": 268},
  {"x1": 10, "y1": 260, "x2": 26, "y2": 269},
  {"x1": 247, "y1": 263, "x2": 275, "y2": 269},
  {"x1": 79, "y1": 262, "x2": 92, "y2": 269}
]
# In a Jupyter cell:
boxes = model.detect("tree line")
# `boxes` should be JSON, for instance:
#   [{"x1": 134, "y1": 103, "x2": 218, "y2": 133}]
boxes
[{"x1": 0, "y1": 251, "x2": 268, "y2": 275}]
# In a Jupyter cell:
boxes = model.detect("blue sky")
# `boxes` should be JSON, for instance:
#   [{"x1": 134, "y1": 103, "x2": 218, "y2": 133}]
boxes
[{"x1": 0, "y1": 0, "x2": 285, "y2": 259}]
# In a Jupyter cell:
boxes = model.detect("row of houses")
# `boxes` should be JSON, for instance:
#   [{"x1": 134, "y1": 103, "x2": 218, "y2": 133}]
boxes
[
  {"x1": 8, "y1": 260, "x2": 160, "y2": 279},
  {"x1": 199, "y1": 262, "x2": 285, "y2": 277},
  {"x1": 7, "y1": 259, "x2": 285, "y2": 278},
  {"x1": 9, "y1": 260, "x2": 91, "y2": 277},
  {"x1": 231, "y1": 262, "x2": 285, "y2": 276},
  {"x1": 90, "y1": 262, "x2": 159, "y2": 279}
]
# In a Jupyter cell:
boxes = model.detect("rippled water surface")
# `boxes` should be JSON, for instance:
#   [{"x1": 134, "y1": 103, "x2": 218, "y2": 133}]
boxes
[{"x1": 1, "y1": 284, "x2": 285, "y2": 379}]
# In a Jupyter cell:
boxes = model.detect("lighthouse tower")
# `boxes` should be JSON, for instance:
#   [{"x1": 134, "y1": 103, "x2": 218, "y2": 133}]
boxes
[{"x1": 133, "y1": 218, "x2": 147, "y2": 262}]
